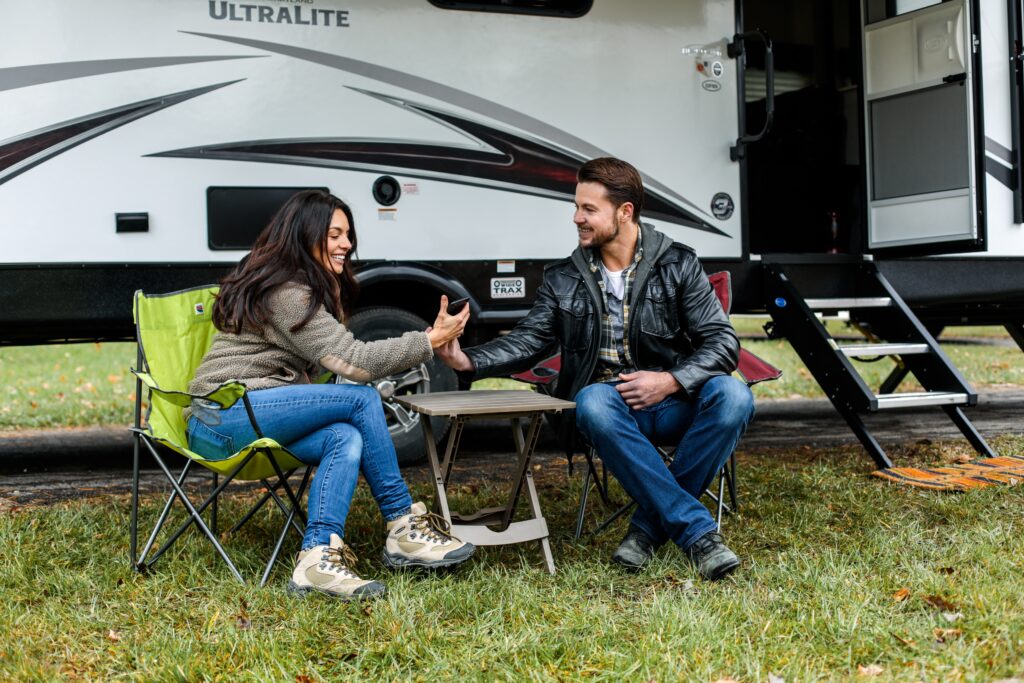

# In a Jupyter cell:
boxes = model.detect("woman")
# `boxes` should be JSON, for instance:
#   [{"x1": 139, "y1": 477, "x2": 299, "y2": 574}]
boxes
[{"x1": 185, "y1": 189, "x2": 474, "y2": 601}]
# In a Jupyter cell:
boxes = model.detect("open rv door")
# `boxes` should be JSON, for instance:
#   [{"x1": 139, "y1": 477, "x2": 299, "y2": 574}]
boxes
[{"x1": 862, "y1": 0, "x2": 986, "y2": 254}]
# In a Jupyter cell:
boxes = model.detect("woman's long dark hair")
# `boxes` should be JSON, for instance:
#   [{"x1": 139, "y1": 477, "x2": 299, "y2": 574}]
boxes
[{"x1": 212, "y1": 190, "x2": 360, "y2": 334}]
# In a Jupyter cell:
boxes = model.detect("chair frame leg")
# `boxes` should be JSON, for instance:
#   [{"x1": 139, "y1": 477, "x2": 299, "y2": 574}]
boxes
[{"x1": 134, "y1": 436, "x2": 308, "y2": 584}]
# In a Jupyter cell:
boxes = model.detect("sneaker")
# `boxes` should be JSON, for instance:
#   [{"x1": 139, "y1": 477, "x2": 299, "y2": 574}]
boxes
[
  {"x1": 611, "y1": 526, "x2": 657, "y2": 571},
  {"x1": 287, "y1": 533, "x2": 385, "y2": 601},
  {"x1": 685, "y1": 531, "x2": 740, "y2": 581},
  {"x1": 381, "y1": 502, "x2": 475, "y2": 569}
]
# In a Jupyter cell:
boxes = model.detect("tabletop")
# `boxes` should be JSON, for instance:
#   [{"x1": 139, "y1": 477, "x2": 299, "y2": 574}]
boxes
[{"x1": 394, "y1": 390, "x2": 575, "y2": 417}]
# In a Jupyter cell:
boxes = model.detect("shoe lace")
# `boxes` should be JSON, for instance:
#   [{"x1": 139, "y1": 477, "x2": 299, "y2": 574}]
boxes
[
  {"x1": 688, "y1": 532, "x2": 722, "y2": 559},
  {"x1": 322, "y1": 544, "x2": 359, "y2": 577},
  {"x1": 411, "y1": 511, "x2": 453, "y2": 544}
]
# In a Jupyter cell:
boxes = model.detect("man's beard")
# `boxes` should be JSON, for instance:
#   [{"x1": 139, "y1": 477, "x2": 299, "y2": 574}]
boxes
[{"x1": 586, "y1": 214, "x2": 621, "y2": 248}]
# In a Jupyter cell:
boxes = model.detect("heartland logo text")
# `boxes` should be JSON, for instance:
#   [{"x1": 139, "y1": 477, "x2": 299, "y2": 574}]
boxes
[{"x1": 209, "y1": 1, "x2": 350, "y2": 27}]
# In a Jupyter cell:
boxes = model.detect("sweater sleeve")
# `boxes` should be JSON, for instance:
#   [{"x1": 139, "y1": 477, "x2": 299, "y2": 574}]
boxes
[{"x1": 263, "y1": 284, "x2": 433, "y2": 382}]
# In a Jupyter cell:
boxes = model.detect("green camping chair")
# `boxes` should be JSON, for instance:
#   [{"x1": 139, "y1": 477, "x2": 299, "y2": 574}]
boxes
[{"x1": 130, "y1": 285, "x2": 311, "y2": 585}]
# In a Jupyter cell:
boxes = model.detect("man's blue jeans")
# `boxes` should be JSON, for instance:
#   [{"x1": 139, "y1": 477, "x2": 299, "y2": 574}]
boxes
[
  {"x1": 186, "y1": 383, "x2": 412, "y2": 550},
  {"x1": 575, "y1": 375, "x2": 755, "y2": 550}
]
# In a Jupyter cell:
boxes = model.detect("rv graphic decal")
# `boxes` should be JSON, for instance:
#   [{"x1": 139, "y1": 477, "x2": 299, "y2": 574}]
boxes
[
  {"x1": 0, "y1": 81, "x2": 239, "y2": 186},
  {"x1": 185, "y1": 31, "x2": 718, "y2": 226},
  {"x1": 152, "y1": 88, "x2": 723, "y2": 233}
]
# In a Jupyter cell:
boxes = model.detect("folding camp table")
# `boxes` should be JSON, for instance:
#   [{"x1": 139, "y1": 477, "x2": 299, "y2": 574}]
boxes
[{"x1": 395, "y1": 390, "x2": 574, "y2": 574}]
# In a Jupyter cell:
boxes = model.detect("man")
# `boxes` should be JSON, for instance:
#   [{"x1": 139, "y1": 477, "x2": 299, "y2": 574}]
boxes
[{"x1": 437, "y1": 157, "x2": 754, "y2": 580}]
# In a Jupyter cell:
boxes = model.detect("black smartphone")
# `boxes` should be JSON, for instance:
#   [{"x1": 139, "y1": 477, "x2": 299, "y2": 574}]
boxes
[{"x1": 446, "y1": 297, "x2": 470, "y2": 315}]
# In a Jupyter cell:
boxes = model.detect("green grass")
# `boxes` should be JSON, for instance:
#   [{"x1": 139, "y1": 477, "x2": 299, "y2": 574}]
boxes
[
  {"x1": 0, "y1": 342, "x2": 137, "y2": 431},
  {"x1": 2, "y1": 435, "x2": 1023, "y2": 680},
  {"x1": 2, "y1": 324, "x2": 1020, "y2": 430}
]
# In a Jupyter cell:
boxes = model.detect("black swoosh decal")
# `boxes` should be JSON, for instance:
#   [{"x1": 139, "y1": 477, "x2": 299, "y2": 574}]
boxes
[
  {"x1": 152, "y1": 90, "x2": 725, "y2": 234},
  {"x1": 0, "y1": 81, "x2": 241, "y2": 186},
  {"x1": 182, "y1": 31, "x2": 718, "y2": 224}
]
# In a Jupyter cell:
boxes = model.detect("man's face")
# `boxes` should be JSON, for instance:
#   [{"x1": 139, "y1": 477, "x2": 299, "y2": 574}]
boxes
[{"x1": 573, "y1": 181, "x2": 624, "y2": 249}]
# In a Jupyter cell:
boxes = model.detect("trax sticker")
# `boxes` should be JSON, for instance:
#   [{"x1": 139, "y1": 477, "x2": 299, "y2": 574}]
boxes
[
  {"x1": 194, "y1": 303, "x2": 205, "y2": 315},
  {"x1": 208, "y1": 2, "x2": 351, "y2": 27},
  {"x1": 491, "y1": 277, "x2": 525, "y2": 299}
]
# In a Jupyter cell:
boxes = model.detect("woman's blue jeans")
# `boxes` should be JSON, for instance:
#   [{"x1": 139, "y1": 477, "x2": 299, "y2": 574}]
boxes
[
  {"x1": 186, "y1": 383, "x2": 413, "y2": 550},
  {"x1": 575, "y1": 375, "x2": 755, "y2": 550}
]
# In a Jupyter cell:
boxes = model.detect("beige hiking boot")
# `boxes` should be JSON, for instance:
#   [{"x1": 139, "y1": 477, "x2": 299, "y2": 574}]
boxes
[
  {"x1": 382, "y1": 502, "x2": 475, "y2": 569},
  {"x1": 287, "y1": 533, "x2": 385, "y2": 601}
]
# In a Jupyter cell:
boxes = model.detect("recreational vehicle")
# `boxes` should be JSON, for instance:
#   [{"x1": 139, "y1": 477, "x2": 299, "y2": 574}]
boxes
[{"x1": 2, "y1": 0, "x2": 1022, "y2": 464}]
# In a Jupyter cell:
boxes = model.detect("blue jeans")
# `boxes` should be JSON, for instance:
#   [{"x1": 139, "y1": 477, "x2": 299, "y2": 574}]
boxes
[
  {"x1": 186, "y1": 383, "x2": 412, "y2": 549},
  {"x1": 575, "y1": 375, "x2": 755, "y2": 550}
]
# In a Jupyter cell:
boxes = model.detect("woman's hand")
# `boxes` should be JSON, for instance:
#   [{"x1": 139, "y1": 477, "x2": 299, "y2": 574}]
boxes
[{"x1": 426, "y1": 295, "x2": 470, "y2": 349}]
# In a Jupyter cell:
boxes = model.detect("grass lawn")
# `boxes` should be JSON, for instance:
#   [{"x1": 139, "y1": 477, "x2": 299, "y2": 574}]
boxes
[{"x1": 1, "y1": 435, "x2": 1023, "y2": 680}]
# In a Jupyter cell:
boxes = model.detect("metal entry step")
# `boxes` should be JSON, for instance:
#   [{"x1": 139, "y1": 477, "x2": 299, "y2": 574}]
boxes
[
  {"x1": 803, "y1": 297, "x2": 892, "y2": 310},
  {"x1": 875, "y1": 391, "x2": 968, "y2": 409},
  {"x1": 838, "y1": 343, "x2": 930, "y2": 357}
]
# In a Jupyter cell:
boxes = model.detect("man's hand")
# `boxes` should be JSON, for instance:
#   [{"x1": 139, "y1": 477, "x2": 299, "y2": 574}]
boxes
[
  {"x1": 433, "y1": 334, "x2": 475, "y2": 372},
  {"x1": 615, "y1": 370, "x2": 681, "y2": 410}
]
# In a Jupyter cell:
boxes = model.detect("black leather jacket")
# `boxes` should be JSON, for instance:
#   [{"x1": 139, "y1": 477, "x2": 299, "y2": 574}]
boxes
[{"x1": 465, "y1": 224, "x2": 740, "y2": 404}]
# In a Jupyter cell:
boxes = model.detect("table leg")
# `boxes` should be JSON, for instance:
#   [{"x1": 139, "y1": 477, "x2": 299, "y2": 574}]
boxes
[
  {"x1": 421, "y1": 417, "x2": 451, "y2": 522},
  {"x1": 441, "y1": 416, "x2": 465, "y2": 487},
  {"x1": 501, "y1": 414, "x2": 544, "y2": 532},
  {"x1": 524, "y1": 467, "x2": 556, "y2": 575}
]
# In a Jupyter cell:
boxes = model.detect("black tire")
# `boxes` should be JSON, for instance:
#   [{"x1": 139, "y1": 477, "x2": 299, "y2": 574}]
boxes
[{"x1": 345, "y1": 306, "x2": 456, "y2": 466}]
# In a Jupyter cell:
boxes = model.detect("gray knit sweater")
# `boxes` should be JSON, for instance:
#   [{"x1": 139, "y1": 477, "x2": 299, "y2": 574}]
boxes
[{"x1": 186, "y1": 282, "x2": 432, "y2": 415}]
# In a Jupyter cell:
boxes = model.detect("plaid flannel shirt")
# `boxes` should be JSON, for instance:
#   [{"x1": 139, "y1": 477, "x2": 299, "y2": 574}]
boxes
[{"x1": 588, "y1": 241, "x2": 644, "y2": 383}]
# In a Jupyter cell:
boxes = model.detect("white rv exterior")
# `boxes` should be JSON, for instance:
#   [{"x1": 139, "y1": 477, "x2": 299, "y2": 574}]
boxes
[{"x1": 1, "y1": 0, "x2": 742, "y2": 266}]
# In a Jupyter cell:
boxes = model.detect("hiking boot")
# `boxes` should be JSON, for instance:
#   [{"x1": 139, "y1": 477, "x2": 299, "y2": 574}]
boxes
[
  {"x1": 287, "y1": 533, "x2": 385, "y2": 601},
  {"x1": 685, "y1": 531, "x2": 740, "y2": 581},
  {"x1": 611, "y1": 526, "x2": 657, "y2": 571},
  {"x1": 382, "y1": 502, "x2": 475, "y2": 569}
]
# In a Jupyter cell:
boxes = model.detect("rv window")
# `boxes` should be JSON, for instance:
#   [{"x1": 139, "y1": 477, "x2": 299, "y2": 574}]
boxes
[
  {"x1": 427, "y1": 0, "x2": 591, "y2": 18},
  {"x1": 207, "y1": 187, "x2": 329, "y2": 251},
  {"x1": 865, "y1": 0, "x2": 949, "y2": 24}
]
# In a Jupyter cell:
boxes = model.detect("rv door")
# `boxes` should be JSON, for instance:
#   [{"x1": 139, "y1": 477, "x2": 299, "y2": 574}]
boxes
[{"x1": 862, "y1": 0, "x2": 985, "y2": 254}]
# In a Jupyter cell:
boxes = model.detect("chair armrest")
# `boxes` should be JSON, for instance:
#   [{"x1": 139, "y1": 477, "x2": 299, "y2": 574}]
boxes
[{"x1": 131, "y1": 369, "x2": 247, "y2": 409}]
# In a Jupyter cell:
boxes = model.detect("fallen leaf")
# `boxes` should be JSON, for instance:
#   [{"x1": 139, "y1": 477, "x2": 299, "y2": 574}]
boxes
[
  {"x1": 712, "y1": 678, "x2": 741, "y2": 683},
  {"x1": 106, "y1": 629, "x2": 121, "y2": 642},
  {"x1": 857, "y1": 664, "x2": 884, "y2": 676},
  {"x1": 950, "y1": 454, "x2": 973, "y2": 464},
  {"x1": 891, "y1": 632, "x2": 917, "y2": 648},
  {"x1": 296, "y1": 676, "x2": 313, "y2": 683},
  {"x1": 936, "y1": 567, "x2": 956, "y2": 575},
  {"x1": 933, "y1": 627, "x2": 962, "y2": 643},
  {"x1": 922, "y1": 594, "x2": 957, "y2": 611},
  {"x1": 768, "y1": 673, "x2": 785, "y2": 683},
  {"x1": 107, "y1": 374, "x2": 123, "y2": 383},
  {"x1": 942, "y1": 611, "x2": 964, "y2": 623},
  {"x1": 235, "y1": 599, "x2": 251, "y2": 630},
  {"x1": 892, "y1": 588, "x2": 911, "y2": 602}
]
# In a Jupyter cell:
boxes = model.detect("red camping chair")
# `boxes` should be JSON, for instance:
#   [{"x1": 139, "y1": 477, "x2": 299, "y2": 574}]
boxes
[{"x1": 510, "y1": 270, "x2": 781, "y2": 539}]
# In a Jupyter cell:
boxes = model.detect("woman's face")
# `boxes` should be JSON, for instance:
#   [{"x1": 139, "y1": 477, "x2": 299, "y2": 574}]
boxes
[{"x1": 316, "y1": 208, "x2": 353, "y2": 275}]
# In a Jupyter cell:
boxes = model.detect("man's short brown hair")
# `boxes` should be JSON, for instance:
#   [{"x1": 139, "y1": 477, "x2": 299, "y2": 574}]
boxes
[{"x1": 577, "y1": 157, "x2": 644, "y2": 222}]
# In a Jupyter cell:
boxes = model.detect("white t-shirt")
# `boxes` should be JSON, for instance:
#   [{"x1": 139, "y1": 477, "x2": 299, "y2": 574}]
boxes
[{"x1": 601, "y1": 264, "x2": 626, "y2": 300}]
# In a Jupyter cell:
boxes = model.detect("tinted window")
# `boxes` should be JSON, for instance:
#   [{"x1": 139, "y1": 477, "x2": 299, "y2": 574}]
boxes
[{"x1": 206, "y1": 187, "x2": 329, "y2": 250}]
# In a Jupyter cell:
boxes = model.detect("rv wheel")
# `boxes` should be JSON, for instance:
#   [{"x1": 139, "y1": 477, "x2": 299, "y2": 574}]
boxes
[{"x1": 345, "y1": 306, "x2": 456, "y2": 466}]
